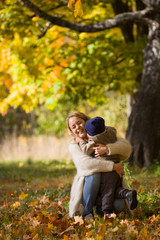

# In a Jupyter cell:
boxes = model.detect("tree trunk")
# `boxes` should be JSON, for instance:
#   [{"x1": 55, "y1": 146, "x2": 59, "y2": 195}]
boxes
[
  {"x1": 126, "y1": 17, "x2": 160, "y2": 167},
  {"x1": 112, "y1": 0, "x2": 134, "y2": 42}
]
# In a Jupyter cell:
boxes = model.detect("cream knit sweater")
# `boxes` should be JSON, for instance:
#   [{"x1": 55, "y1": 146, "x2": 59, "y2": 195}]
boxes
[{"x1": 68, "y1": 138, "x2": 132, "y2": 217}]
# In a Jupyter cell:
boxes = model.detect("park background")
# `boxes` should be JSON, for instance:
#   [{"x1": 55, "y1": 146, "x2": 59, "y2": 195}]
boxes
[{"x1": 0, "y1": 0, "x2": 160, "y2": 239}]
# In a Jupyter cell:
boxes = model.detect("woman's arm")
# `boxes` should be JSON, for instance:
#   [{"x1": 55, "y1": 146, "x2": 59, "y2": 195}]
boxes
[
  {"x1": 68, "y1": 138, "x2": 131, "y2": 176},
  {"x1": 68, "y1": 142, "x2": 114, "y2": 176},
  {"x1": 93, "y1": 138, "x2": 132, "y2": 161},
  {"x1": 107, "y1": 138, "x2": 132, "y2": 161}
]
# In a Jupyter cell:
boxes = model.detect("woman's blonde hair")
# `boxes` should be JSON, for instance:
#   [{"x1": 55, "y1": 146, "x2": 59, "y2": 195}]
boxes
[{"x1": 66, "y1": 111, "x2": 90, "y2": 134}]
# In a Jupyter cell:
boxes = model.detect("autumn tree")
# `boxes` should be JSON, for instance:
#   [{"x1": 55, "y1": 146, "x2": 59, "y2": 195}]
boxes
[{"x1": 0, "y1": 0, "x2": 160, "y2": 167}]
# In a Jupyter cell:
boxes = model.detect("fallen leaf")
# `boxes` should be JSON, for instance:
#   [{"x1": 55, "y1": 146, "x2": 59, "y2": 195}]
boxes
[
  {"x1": 60, "y1": 225, "x2": 74, "y2": 236},
  {"x1": 120, "y1": 219, "x2": 129, "y2": 226},
  {"x1": 12, "y1": 201, "x2": 21, "y2": 208},
  {"x1": 19, "y1": 192, "x2": 28, "y2": 200},
  {"x1": 32, "y1": 233, "x2": 39, "y2": 240},
  {"x1": 137, "y1": 227, "x2": 150, "y2": 240},
  {"x1": 111, "y1": 226, "x2": 119, "y2": 232},
  {"x1": 32, "y1": 219, "x2": 40, "y2": 228},
  {"x1": 23, "y1": 234, "x2": 31, "y2": 240},
  {"x1": 73, "y1": 216, "x2": 84, "y2": 225},
  {"x1": 30, "y1": 201, "x2": 38, "y2": 207}
]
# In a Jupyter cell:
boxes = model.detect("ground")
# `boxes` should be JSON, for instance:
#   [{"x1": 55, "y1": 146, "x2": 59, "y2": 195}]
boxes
[{"x1": 0, "y1": 159, "x2": 159, "y2": 239}]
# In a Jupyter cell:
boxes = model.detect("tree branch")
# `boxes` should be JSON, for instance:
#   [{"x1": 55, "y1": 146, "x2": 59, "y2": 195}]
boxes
[
  {"x1": 37, "y1": 22, "x2": 52, "y2": 38},
  {"x1": 19, "y1": 0, "x2": 152, "y2": 33},
  {"x1": 142, "y1": 0, "x2": 160, "y2": 9}
]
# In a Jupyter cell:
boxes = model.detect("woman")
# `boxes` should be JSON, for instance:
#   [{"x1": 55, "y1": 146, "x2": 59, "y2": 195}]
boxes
[{"x1": 66, "y1": 111, "x2": 132, "y2": 220}]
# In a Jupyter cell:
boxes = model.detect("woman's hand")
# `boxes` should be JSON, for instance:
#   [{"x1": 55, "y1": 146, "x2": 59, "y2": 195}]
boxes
[
  {"x1": 113, "y1": 163, "x2": 124, "y2": 178},
  {"x1": 92, "y1": 143, "x2": 109, "y2": 157}
]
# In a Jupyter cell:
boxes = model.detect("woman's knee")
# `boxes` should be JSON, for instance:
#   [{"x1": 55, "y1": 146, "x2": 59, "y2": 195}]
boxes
[{"x1": 85, "y1": 173, "x2": 101, "y2": 188}]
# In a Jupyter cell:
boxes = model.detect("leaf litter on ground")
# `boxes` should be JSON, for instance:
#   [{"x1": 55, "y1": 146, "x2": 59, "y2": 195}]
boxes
[{"x1": 0, "y1": 160, "x2": 159, "y2": 239}]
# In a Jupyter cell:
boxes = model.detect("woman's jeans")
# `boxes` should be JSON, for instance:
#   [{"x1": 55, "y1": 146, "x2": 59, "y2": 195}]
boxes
[{"x1": 82, "y1": 173, "x2": 125, "y2": 218}]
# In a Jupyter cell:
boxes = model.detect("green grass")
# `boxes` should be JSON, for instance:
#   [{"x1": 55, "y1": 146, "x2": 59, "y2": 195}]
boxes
[{"x1": 0, "y1": 159, "x2": 76, "y2": 193}]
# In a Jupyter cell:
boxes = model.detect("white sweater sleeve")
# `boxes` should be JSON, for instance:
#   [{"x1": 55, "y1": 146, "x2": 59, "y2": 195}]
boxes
[
  {"x1": 107, "y1": 138, "x2": 132, "y2": 161},
  {"x1": 68, "y1": 138, "x2": 132, "y2": 176},
  {"x1": 68, "y1": 142, "x2": 114, "y2": 176}
]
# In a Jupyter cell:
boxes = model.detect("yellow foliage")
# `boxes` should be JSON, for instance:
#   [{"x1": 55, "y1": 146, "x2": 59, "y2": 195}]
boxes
[
  {"x1": 32, "y1": 233, "x2": 39, "y2": 240},
  {"x1": 18, "y1": 162, "x2": 24, "y2": 168},
  {"x1": 12, "y1": 201, "x2": 21, "y2": 209},
  {"x1": 30, "y1": 201, "x2": 38, "y2": 207},
  {"x1": 75, "y1": 0, "x2": 81, "y2": 9},
  {"x1": 19, "y1": 192, "x2": 28, "y2": 200},
  {"x1": 79, "y1": 32, "x2": 88, "y2": 40},
  {"x1": 74, "y1": 8, "x2": 83, "y2": 18},
  {"x1": 44, "y1": 58, "x2": 54, "y2": 66},
  {"x1": 32, "y1": 16, "x2": 39, "y2": 22},
  {"x1": 74, "y1": 0, "x2": 83, "y2": 17},
  {"x1": 42, "y1": 210, "x2": 50, "y2": 217},
  {"x1": 62, "y1": 235, "x2": 70, "y2": 240},
  {"x1": 68, "y1": 0, "x2": 83, "y2": 17},
  {"x1": 48, "y1": 223, "x2": 57, "y2": 231},
  {"x1": 67, "y1": 0, "x2": 76, "y2": 10},
  {"x1": 61, "y1": 59, "x2": 69, "y2": 68},
  {"x1": 0, "y1": 47, "x2": 11, "y2": 71},
  {"x1": 0, "y1": 102, "x2": 9, "y2": 116},
  {"x1": 137, "y1": 227, "x2": 150, "y2": 240},
  {"x1": 3, "y1": 73, "x2": 13, "y2": 88}
]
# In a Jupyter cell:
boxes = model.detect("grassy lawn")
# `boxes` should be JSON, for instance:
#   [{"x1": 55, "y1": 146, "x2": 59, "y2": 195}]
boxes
[
  {"x1": 0, "y1": 159, "x2": 159, "y2": 239},
  {"x1": 0, "y1": 159, "x2": 76, "y2": 193}
]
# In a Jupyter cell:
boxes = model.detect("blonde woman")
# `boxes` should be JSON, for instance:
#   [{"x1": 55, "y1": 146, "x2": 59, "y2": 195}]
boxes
[{"x1": 66, "y1": 111, "x2": 132, "y2": 220}]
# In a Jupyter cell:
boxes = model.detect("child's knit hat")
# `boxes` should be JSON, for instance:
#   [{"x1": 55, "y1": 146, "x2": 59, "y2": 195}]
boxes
[{"x1": 85, "y1": 116, "x2": 105, "y2": 136}]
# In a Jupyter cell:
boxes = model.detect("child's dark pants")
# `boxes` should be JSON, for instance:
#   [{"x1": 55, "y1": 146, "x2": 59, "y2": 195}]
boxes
[{"x1": 101, "y1": 171, "x2": 127, "y2": 214}]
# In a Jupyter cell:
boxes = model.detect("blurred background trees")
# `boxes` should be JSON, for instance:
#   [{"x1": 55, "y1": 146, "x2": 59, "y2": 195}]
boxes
[{"x1": 0, "y1": 0, "x2": 159, "y2": 166}]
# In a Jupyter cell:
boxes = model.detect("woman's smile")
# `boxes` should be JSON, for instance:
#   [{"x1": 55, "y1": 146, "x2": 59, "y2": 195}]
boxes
[{"x1": 69, "y1": 116, "x2": 87, "y2": 139}]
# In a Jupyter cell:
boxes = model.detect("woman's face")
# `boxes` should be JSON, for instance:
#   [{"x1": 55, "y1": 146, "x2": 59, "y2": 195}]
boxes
[{"x1": 69, "y1": 116, "x2": 87, "y2": 139}]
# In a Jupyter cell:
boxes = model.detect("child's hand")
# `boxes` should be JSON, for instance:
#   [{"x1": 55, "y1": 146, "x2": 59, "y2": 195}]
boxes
[{"x1": 92, "y1": 143, "x2": 109, "y2": 157}]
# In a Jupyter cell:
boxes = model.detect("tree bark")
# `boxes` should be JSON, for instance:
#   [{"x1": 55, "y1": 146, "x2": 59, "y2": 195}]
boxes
[
  {"x1": 126, "y1": 17, "x2": 160, "y2": 167},
  {"x1": 112, "y1": 0, "x2": 134, "y2": 42},
  {"x1": 136, "y1": 0, "x2": 148, "y2": 36}
]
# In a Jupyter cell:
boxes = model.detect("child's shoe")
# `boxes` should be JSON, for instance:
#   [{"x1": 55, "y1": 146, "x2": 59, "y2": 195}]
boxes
[{"x1": 126, "y1": 190, "x2": 138, "y2": 210}]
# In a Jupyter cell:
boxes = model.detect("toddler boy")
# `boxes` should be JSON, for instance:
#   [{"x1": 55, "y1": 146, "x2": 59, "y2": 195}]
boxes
[{"x1": 79, "y1": 116, "x2": 138, "y2": 218}]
